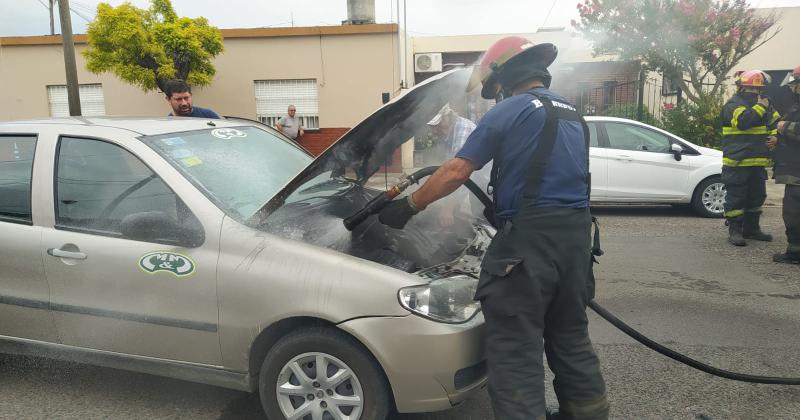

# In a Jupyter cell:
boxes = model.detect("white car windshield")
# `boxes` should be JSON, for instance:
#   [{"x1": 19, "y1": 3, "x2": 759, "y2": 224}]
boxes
[{"x1": 143, "y1": 126, "x2": 312, "y2": 220}]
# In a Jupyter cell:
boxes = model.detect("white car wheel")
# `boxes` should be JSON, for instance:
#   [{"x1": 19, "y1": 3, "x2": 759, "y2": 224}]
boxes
[{"x1": 692, "y1": 177, "x2": 726, "y2": 218}]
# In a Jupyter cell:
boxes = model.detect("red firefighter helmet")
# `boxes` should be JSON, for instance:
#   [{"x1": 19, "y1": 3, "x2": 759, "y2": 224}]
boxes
[
  {"x1": 467, "y1": 36, "x2": 558, "y2": 99},
  {"x1": 735, "y1": 70, "x2": 770, "y2": 89},
  {"x1": 781, "y1": 65, "x2": 800, "y2": 86}
]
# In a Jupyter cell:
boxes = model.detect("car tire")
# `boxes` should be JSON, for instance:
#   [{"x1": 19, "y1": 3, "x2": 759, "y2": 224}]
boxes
[
  {"x1": 691, "y1": 176, "x2": 725, "y2": 218},
  {"x1": 258, "y1": 327, "x2": 390, "y2": 420}
]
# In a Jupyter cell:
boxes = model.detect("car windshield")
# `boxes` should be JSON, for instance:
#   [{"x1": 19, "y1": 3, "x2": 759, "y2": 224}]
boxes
[{"x1": 142, "y1": 126, "x2": 312, "y2": 221}]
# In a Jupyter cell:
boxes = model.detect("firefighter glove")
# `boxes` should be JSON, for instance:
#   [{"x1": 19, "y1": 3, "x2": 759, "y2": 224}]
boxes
[{"x1": 378, "y1": 196, "x2": 420, "y2": 229}]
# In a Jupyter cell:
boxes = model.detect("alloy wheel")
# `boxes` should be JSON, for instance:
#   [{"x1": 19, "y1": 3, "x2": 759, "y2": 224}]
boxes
[{"x1": 276, "y1": 352, "x2": 364, "y2": 420}]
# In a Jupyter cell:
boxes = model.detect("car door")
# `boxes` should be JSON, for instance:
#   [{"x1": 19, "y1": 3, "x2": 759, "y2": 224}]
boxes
[
  {"x1": 586, "y1": 121, "x2": 608, "y2": 200},
  {"x1": 602, "y1": 122, "x2": 690, "y2": 201},
  {"x1": 0, "y1": 132, "x2": 59, "y2": 342},
  {"x1": 41, "y1": 134, "x2": 222, "y2": 365}
]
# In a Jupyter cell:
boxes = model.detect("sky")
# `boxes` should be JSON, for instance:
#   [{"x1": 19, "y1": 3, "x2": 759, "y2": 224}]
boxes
[{"x1": 1, "y1": 0, "x2": 799, "y2": 38}]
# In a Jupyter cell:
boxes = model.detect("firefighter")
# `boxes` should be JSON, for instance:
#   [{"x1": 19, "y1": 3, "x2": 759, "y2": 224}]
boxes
[
  {"x1": 773, "y1": 66, "x2": 800, "y2": 264},
  {"x1": 720, "y1": 70, "x2": 781, "y2": 246},
  {"x1": 377, "y1": 36, "x2": 608, "y2": 420}
]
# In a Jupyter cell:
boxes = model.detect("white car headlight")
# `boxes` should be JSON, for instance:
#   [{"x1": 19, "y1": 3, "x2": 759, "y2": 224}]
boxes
[{"x1": 398, "y1": 275, "x2": 481, "y2": 323}]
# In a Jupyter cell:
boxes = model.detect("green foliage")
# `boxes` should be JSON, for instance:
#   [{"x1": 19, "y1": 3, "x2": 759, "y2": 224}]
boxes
[
  {"x1": 600, "y1": 103, "x2": 659, "y2": 126},
  {"x1": 415, "y1": 129, "x2": 435, "y2": 150},
  {"x1": 83, "y1": 0, "x2": 223, "y2": 92},
  {"x1": 659, "y1": 96, "x2": 725, "y2": 148},
  {"x1": 574, "y1": 0, "x2": 778, "y2": 105}
]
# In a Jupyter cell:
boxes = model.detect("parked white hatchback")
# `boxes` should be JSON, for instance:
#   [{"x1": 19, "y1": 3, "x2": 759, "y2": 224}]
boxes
[{"x1": 585, "y1": 117, "x2": 725, "y2": 217}]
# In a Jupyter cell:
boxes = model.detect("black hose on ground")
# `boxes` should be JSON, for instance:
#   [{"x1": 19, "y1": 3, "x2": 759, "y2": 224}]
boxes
[{"x1": 587, "y1": 301, "x2": 800, "y2": 385}]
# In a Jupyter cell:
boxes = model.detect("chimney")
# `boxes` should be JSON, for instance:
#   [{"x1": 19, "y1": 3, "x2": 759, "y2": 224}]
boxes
[{"x1": 343, "y1": 0, "x2": 375, "y2": 25}]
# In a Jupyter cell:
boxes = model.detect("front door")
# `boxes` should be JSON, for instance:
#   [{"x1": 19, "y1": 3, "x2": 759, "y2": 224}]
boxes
[
  {"x1": 0, "y1": 134, "x2": 58, "y2": 342},
  {"x1": 42, "y1": 135, "x2": 221, "y2": 365},
  {"x1": 602, "y1": 122, "x2": 690, "y2": 201}
]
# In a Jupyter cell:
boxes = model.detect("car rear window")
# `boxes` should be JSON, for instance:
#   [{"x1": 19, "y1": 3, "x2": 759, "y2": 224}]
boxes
[{"x1": 0, "y1": 135, "x2": 37, "y2": 224}]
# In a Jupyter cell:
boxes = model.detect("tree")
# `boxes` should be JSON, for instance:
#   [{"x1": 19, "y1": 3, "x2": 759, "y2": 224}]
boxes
[
  {"x1": 573, "y1": 0, "x2": 779, "y2": 104},
  {"x1": 83, "y1": 0, "x2": 224, "y2": 92}
]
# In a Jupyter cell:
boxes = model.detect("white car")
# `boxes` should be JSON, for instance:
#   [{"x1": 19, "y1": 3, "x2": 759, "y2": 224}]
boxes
[{"x1": 585, "y1": 117, "x2": 724, "y2": 217}]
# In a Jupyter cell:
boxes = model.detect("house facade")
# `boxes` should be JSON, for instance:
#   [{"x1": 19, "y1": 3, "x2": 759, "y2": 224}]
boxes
[{"x1": 0, "y1": 24, "x2": 402, "y2": 155}]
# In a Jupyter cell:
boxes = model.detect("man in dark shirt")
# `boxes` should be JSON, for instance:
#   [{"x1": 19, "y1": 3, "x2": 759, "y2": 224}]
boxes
[{"x1": 164, "y1": 79, "x2": 220, "y2": 119}]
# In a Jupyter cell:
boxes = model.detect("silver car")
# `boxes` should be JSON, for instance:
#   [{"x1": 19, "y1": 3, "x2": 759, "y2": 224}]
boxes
[{"x1": 0, "y1": 70, "x2": 489, "y2": 419}]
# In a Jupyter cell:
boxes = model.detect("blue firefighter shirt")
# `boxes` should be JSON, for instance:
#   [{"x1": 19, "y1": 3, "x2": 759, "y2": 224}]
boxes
[
  {"x1": 455, "y1": 87, "x2": 589, "y2": 219},
  {"x1": 168, "y1": 106, "x2": 220, "y2": 119}
]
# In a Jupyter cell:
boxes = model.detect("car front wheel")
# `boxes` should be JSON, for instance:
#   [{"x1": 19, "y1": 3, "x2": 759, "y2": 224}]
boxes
[
  {"x1": 692, "y1": 176, "x2": 726, "y2": 218},
  {"x1": 259, "y1": 327, "x2": 390, "y2": 420}
]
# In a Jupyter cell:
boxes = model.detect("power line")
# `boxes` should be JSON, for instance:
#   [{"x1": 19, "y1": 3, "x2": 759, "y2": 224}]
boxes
[
  {"x1": 32, "y1": 0, "x2": 49, "y2": 11},
  {"x1": 541, "y1": 0, "x2": 558, "y2": 28}
]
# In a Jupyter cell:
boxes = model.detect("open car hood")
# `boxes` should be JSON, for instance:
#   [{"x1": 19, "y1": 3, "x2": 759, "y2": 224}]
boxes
[
  {"x1": 259, "y1": 69, "x2": 471, "y2": 215},
  {"x1": 253, "y1": 68, "x2": 494, "y2": 274}
]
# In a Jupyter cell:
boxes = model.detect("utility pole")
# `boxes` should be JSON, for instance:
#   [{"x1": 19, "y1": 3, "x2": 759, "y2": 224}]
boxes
[
  {"x1": 57, "y1": 0, "x2": 82, "y2": 116},
  {"x1": 49, "y1": 0, "x2": 56, "y2": 35}
]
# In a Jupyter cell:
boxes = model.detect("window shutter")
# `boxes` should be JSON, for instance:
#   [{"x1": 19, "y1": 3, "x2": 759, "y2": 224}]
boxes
[
  {"x1": 47, "y1": 84, "x2": 106, "y2": 117},
  {"x1": 254, "y1": 79, "x2": 319, "y2": 129}
]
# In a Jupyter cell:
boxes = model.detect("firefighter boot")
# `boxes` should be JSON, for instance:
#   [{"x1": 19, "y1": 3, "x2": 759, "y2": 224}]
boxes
[
  {"x1": 773, "y1": 245, "x2": 800, "y2": 264},
  {"x1": 728, "y1": 218, "x2": 746, "y2": 246},
  {"x1": 743, "y1": 212, "x2": 773, "y2": 242}
]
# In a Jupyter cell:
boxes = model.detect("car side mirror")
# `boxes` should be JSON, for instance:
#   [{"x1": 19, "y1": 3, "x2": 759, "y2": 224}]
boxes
[
  {"x1": 120, "y1": 211, "x2": 205, "y2": 248},
  {"x1": 670, "y1": 143, "x2": 683, "y2": 161}
]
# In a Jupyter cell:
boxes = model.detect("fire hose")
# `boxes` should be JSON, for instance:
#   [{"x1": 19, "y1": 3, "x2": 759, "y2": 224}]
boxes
[{"x1": 344, "y1": 166, "x2": 800, "y2": 385}]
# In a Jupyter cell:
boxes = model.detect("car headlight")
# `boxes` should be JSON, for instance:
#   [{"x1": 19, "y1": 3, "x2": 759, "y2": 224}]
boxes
[{"x1": 398, "y1": 275, "x2": 481, "y2": 323}]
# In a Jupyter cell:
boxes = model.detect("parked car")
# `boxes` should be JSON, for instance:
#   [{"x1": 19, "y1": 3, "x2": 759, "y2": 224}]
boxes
[
  {"x1": 0, "y1": 70, "x2": 488, "y2": 419},
  {"x1": 584, "y1": 116, "x2": 725, "y2": 217}
]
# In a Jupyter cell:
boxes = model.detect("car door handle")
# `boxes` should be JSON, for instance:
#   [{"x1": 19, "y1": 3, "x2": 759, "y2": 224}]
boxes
[
  {"x1": 614, "y1": 154, "x2": 633, "y2": 161},
  {"x1": 47, "y1": 248, "x2": 88, "y2": 260}
]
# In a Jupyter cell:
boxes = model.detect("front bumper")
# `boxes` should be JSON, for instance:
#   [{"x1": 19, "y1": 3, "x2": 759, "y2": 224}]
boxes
[{"x1": 338, "y1": 312, "x2": 486, "y2": 413}]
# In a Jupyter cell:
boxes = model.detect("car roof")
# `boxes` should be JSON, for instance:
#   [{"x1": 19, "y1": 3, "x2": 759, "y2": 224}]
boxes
[{"x1": 1, "y1": 116, "x2": 253, "y2": 136}]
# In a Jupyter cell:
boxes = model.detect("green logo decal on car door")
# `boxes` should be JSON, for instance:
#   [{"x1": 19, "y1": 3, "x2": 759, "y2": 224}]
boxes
[{"x1": 139, "y1": 252, "x2": 196, "y2": 277}]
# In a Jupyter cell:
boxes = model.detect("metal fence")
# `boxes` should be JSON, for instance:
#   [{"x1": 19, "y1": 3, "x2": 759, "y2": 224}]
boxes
[{"x1": 576, "y1": 77, "x2": 682, "y2": 124}]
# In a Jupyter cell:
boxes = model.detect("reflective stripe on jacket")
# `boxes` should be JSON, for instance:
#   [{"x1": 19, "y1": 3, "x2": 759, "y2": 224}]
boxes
[{"x1": 721, "y1": 92, "x2": 780, "y2": 167}]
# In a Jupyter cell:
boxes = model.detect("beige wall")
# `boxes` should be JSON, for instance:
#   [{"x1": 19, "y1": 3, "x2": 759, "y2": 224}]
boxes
[
  {"x1": 0, "y1": 42, "x2": 166, "y2": 120},
  {"x1": 0, "y1": 25, "x2": 401, "y2": 127},
  {"x1": 730, "y1": 7, "x2": 800, "y2": 77}
]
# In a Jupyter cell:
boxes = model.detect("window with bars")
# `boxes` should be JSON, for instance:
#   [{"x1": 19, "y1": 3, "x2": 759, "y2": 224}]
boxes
[
  {"x1": 254, "y1": 79, "x2": 320, "y2": 130},
  {"x1": 47, "y1": 84, "x2": 106, "y2": 117}
]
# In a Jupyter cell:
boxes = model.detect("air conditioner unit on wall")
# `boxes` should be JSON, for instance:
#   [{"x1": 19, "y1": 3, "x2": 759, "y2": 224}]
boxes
[{"x1": 414, "y1": 53, "x2": 443, "y2": 73}]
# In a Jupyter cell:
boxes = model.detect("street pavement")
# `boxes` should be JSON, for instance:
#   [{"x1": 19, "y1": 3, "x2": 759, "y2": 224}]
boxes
[{"x1": 2, "y1": 206, "x2": 799, "y2": 419}]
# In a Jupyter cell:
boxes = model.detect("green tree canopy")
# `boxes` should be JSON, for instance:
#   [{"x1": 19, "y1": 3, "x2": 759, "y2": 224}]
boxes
[
  {"x1": 83, "y1": 0, "x2": 224, "y2": 92},
  {"x1": 574, "y1": 0, "x2": 778, "y2": 104}
]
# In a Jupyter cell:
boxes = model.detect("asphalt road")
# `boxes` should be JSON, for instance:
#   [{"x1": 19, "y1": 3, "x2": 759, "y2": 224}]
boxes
[{"x1": 2, "y1": 206, "x2": 799, "y2": 419}]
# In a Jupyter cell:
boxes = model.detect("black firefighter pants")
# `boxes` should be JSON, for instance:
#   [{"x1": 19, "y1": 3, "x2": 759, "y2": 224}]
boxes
[
  {"x1": 722, "y1": 166, "x2": 768, "y2": 219},
  {"x1": 784, "y1": 185, "x2": 800, "y2": 251},
  {"x1": 476, "y1": 208, "x2": 608, "y2": 420}
]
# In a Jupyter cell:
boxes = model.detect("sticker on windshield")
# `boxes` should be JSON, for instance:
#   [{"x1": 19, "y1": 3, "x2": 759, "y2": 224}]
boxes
[
  {"x1": 181, "y1": 156, "x2": 203, "y2": 167},
  {"x1": 211, "y1": 128, "x2": 247, "y2": 140},
  {"x1": 161, "y1": 137, "x2": 186, "y2": 146},
  {"x1": 171, "y1": 149, "x2": 193, "y2": 159},
  {"x1": 139, "y1": 252, "x2": 196, "y2": 277}
]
